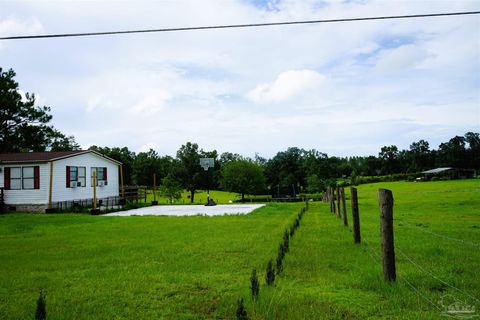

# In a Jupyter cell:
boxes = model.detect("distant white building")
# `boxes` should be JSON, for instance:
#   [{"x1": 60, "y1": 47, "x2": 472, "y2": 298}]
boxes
[{"x1": 0, "y1": 150, "x2": 121, "y2": 212}]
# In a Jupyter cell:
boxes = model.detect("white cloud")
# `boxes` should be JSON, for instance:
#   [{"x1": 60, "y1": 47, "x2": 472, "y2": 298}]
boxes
[
  {"x1": 0, "y1": 15, "x2": 43, "y2": 37},
  {"x1": 374, "y1": 44, "x2": 431, "y2": 73},
  {"x1": 137, "y1": 142, "x2": 159, "y2": 153},
  {"x1": 1, "y1": 0, "x2": 478, "y2": 157},
  {"x1": 0, "y1": 15, "x2": 43, "y2": 49},
  {"x1": 247, "y1": 69, "x2": 326, "y2": 103}
]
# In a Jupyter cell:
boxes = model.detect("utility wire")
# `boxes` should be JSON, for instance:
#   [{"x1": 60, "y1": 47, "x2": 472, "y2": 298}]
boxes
[{"x1": 1, "y1": 11, "x2": 479, "y2": 41}]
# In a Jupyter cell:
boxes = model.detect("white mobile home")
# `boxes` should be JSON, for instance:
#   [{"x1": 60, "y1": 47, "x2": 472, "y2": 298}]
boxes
[{"x1": 0, "y1": 150, "x2": 121, "y2": 212}]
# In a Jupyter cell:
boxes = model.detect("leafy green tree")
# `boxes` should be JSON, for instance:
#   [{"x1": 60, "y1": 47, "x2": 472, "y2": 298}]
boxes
[
  {"x1": 408, "y1": 139, "x2": 432, "y2": 171},
  {"x1": 437, "y1": 136, "x2": 467, "y2": 168},
  {"x1": 379, "y1": 145, "x2": 400, "y2": 174},
  {"x1": 350, "y1": 170, "x2": 358, "y2": 186},
  {"x1": 176, "y1": 142, "x2": 203, "y2": 203},
  {"x1": 219, "y1": 152, "x2": 243, "y2": 166},
  {"x1": 159, "y1": 174, "x2": 182, "y2": 204},
  {"x1": 0, "y1": 67, "x2": 78, "y2": 152},
  {"x1": 265, "y1": 147, "x2": 306, "y2": 192},
  {"x1": 132, "y1": 149, "x2": 176, "y2": 186},
  {"x1": 89, "y1": 146, "x2": 136, "y2": 185},
  {"x1": 305, "y1": 174, "x2": 324, "y2": 193},
  {"x1": 220, "y1": 159, "x2": 266, "y2": 201},
  {"x1": 465, "y1": 132, "x2": 480, "y2": 169}
]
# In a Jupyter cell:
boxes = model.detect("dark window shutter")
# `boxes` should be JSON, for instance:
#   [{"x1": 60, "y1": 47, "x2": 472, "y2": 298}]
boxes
[
  {"x1": 66, "y1": 166, "x2": 70, "y2": 188},
  {"x1": 34, "y1": 166, "x2": 40, "y2": 189},
  {"x1": 4, "y1": 167, "x2": 10, "y2": 190},
  {"x1": 104, "y1": 167, "x2": 107, "y2": 181}
]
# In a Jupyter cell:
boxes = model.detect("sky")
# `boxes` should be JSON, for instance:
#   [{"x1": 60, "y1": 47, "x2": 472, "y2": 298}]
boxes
[{"x1": 1, "y1": 0, "x2": 479, "y2": 159}]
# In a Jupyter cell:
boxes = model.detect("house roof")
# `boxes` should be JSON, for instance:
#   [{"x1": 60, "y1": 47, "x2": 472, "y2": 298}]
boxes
[
  {"x1": 422, "y1": 167, "x2": 453, "y2": 174},
  {"x1": 0, "y1": 150, "x2": 122, "y2": 165}
]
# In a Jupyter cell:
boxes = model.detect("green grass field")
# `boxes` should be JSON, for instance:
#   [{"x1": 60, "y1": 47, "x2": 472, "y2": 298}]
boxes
[
  {"x1": 145, "y1": 189, "x2": 270, "y2": 205},
  {"x1": 0, "y1": 180, "x2": 478, "y2": 319}
]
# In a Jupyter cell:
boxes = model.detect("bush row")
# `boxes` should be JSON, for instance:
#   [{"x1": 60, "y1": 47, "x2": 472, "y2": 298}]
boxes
[{"x1": 237, "y1": 202, "x2": 309, "y2": 319}]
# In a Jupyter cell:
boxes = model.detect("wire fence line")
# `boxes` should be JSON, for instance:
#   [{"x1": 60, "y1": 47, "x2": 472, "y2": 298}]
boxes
[
  {"x1": 400, "y1": 277, "x2": 444, "y2": 312},
  {"x1": 396, "y1": 247, "x2": 480, "y2": 303},
  {"x1": 362, "y1": 235, "x2": 480, "y2": 314},
  {"x1": 395, "y1": 219, "x2": 480, "y2": 248},
  {"x1": 364, "y1": 236, "x2": 479, "y2": 303},
  {"x1": 326, "y1": 194, "x2": 479, "y2": 314}
]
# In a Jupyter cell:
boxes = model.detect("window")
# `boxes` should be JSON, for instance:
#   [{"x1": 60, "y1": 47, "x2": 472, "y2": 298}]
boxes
[
  {"x1": 10, "y1": 167, "x2": 21, "y2": 190},
  {"x1": 4, "y1": 166, "x2": 40, "y2": 190},
  {"x1": 66, "y1": 166, "x2": 86, "y2": 187},
  {"x1": 91, "y1": 167, "x2": 108, "y2": 186},
  {"x1": 22, "y1": 167, "x2": 34, "y2": 189}
]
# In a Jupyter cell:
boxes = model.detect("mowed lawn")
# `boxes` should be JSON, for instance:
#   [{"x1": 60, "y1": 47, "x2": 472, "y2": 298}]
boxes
[
  {"x1": 145, "y1": 189, "x2": 270, "y2": 205},
  {"x1": 0, "y1": 203, "x2": 301, "y2": 319},
  {"x1": 1, "y1": 180, "x2": 479, "y2": 319}
]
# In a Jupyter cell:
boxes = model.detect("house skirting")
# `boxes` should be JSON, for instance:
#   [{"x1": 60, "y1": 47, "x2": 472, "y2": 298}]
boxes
[{"x1": 4, "y1": 204, "x2": 48, "y2": 213}]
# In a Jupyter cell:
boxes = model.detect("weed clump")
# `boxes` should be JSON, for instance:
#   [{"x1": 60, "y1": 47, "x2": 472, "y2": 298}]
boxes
[
  {"x1": 236, "y1": 298, "x2": 248, "y2": 320},
  {"x1": 283, "y1": 229, "x2": 290, "y2": 253},
  {"x1": 250, "y1": 269, "x2": 259, "y2": 300},
  {"x1": 266, "y1": 259, "x2": 275, "y2": 286},
  {"x1": 35, "y1": 290, "x2": 46, "y2": 320},
  {"x1": 276, "y1": 250, "x2": 283, "y2": 275}
]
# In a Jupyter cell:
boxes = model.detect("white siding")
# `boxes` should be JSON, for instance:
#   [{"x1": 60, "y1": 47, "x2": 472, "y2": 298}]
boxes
[
  {"x1": 2, "y1": 163, "x2": 49, "y2": 204},
  {"x1": 1, "y1": 152, "x2": 120, "y2": 205},
  {"x1": 52, "y1": 153, "x2": 119, "y2": 202}
]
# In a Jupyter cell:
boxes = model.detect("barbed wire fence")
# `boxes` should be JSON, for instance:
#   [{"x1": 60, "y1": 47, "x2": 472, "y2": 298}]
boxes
[{"x1": 324, "y1": 186, "x2": 480, "y2": 315}]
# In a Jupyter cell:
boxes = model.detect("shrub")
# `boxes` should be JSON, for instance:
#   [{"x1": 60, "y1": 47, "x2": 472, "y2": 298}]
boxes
[
  {"x1": 236, "y1": 298, "x2": 248, "y2": 320},
  {"x1": 276, "y1": 251, "x2": 283, "y2": 275},
  {"x1": 266, "y1": 259, "x2": 275, "y2": 286},
  {"x1": 35, "y1": 290, "x2": 46, "y2": 320},
  {"x1": 289, "y1": 226, "x2": 295, "y2": 237},
  {"x1": 250, "y1": 269, "x2": 259, "y2": 300},
  {"x1": 283, "y1": 230, "x2": 289, "y2": 253}
]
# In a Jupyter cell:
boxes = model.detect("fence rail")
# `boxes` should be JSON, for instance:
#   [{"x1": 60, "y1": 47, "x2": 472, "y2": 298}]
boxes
[
  {"x1": 123, "y1": 186, "x2": 147, "y2": 203},
  {"x1": 51, "y1": 186, "x2": 148, "y2": 212},
  {"x1": 51, "y1": 196, "x2": 123, "y2": 212}
]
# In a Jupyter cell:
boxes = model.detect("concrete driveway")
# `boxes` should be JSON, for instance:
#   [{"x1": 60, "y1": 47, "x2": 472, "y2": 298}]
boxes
[{"x1": 102, "y1": 204, "x2": 265, "y2": 216}]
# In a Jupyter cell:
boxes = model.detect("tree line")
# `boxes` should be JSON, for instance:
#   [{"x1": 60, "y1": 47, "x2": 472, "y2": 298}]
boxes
[
  {"x1": 2, "y1": 67, "x2": 479, "y2": 201},
  {"x1": 87, "y1": 131, "x2": 479, "y2": 201}
]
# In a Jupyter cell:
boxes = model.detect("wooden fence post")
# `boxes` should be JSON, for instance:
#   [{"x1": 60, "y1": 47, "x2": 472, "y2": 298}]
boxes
[
  {"x1": 336, "y1": 186, "x2": 341, "y2": 218},
  {"x1": 351, "y1": 187, "x2": 361, "y2": 244},
  {"x1": 379, "y1": 188, "x2": 396, "y2": 281},
  {"x1": 341, "y1": 187, "x2": 348, "y2": 226},
  {"x1": 152, "y1": 174, "x2": 158, "y2": 205},
  {"x1": 331, "y1": 188, "x2": 336, "y2": 214}
]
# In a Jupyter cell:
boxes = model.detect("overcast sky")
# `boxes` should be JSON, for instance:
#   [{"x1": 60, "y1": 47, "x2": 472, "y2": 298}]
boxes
[{"x1": 1, "y1": 0, "x2": 479, "y2": 158}]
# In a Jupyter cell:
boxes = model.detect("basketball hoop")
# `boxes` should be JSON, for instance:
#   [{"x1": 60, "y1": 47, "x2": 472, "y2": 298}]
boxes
[{"x1": 199, "y1": 158, "x2": 214, "y2": 171}]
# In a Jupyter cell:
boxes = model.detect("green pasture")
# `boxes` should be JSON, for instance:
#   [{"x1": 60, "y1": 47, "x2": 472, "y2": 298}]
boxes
[
  {"x1": 145, "y1": 189, "x2": 271, "y2": 205},
  {"x1": 0, "y1": 179, "x2": 479, "y2": 319},
  {"x1": 247, "y1": 179, "x2": 479, "y2": 319}
]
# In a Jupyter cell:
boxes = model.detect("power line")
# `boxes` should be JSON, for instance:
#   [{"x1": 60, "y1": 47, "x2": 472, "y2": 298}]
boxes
[{"x1": 1, "y1": 11, "x2": 479, "y2": 41}]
